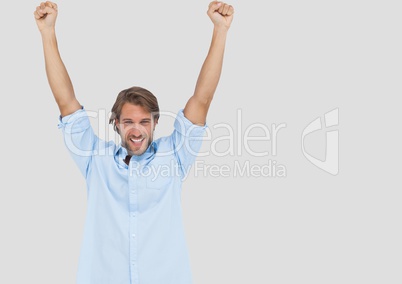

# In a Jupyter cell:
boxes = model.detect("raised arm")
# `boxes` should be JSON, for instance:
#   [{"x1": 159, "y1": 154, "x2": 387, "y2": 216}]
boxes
[
  {"x1": 183, "y1": 1, "x2": 234, "y2": 126},
  {"x1": 34, "y1": 1, "x2": 81, "y2": 117}
]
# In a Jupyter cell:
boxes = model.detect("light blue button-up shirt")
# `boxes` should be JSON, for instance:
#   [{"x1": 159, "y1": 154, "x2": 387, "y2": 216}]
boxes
[{"x1": 58, "y1": 107, "x2": 207, "y2": 284}]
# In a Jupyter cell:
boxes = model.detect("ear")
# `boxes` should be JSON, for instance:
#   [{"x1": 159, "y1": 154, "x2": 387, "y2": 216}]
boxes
[
  {"x1": 115, "y1": 118, "x2": 120, "y2": 131},
  {"x1": 153, "y1": 118, "x2": 158, "y2": 131}
]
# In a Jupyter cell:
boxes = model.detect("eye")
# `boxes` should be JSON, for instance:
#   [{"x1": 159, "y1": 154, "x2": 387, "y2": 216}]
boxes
[
  {"x1": 141, "y1": 121, "x2": 150, "y2": 125},
  {"x1": 123, "y1": 121, "x2": 133, "y2": 126}
]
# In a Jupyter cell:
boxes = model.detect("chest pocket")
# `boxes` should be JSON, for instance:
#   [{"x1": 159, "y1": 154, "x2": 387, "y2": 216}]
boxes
[
  {"x1": 136, "y1": 158, "x2": 179, "y2": 212},
  {"x1": 146, "y1": 175, "x2": 171, "y2": 190},
  {"x1": 143, "y1": 157, "x2": 179, "y2": 190}
]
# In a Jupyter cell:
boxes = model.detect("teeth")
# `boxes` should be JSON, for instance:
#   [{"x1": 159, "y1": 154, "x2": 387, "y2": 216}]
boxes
[{"x1": 130, "y1": 138, "x2": 143, "y2": 143}]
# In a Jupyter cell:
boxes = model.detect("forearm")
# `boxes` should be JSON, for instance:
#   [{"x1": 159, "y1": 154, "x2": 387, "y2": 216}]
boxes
[
  {"x1": 41, "y1": 29, "x2": 80, "y2": 116},
  {"x1": 193, "y1": 27, "x2": 228, "y2": 104}
]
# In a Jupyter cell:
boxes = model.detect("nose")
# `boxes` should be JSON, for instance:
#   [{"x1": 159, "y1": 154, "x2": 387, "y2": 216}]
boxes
[
  {"x1": 130, "y1": 128, "x2": 142, "y2": 137},
  {"x1": 128, "y1": 123, "x2": 147, "y2": 136}
]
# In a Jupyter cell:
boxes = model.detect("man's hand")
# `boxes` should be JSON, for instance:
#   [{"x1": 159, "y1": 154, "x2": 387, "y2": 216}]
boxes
[
  {"x1": 207, "y1": 1, "x2": 234, "y2": 30},
  {"x1": 34, "y1": 1, "x2": 58, "y2": 33}
]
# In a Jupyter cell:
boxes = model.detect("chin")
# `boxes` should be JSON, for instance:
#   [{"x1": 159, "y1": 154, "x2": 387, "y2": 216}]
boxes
[{"x1": 131, "y1": 149, "x2": 146, "y2": 156}]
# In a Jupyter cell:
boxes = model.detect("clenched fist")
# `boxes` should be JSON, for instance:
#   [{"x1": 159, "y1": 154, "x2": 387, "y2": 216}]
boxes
[
  {"x1": 207, "y1": 1, "x2": 234, "y2": 30},
  {"x1": 33, "y1": 1, "x2": 58, "y2": 33}
]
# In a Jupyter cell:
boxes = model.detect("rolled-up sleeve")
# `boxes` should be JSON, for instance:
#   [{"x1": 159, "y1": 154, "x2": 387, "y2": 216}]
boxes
[
  {"x1": 170, "y1": 109, "x2": 208, "y2": 179},
  {"x1": 58, "y1": 107, "x2": 98, "y2": 178}
]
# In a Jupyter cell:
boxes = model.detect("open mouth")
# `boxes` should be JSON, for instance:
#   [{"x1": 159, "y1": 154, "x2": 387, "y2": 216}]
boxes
[{"x1": 130, "y1": 137, "x2": 145, "y2": 146}]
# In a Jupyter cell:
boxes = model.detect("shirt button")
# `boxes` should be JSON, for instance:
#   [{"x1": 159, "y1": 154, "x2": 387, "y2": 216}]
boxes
[
  {"x1": 132, "y1": 213, "x2": 136, "y2": 217},
  {"x1": 132, "y1": 234, "x2": 136, "y2": 238}
]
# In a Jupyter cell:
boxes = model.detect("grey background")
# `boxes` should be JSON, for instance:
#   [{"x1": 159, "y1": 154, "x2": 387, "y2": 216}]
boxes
[{"x1": 1, "y1": 0, "x2": 401, "y2": 283}]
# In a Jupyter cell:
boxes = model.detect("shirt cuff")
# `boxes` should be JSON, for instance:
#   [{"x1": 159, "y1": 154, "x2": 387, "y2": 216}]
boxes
[
  {"x1": 174, "y1": 109, "x2": 208, "y2": 137},
  {"x1": 57, "y1": 106, "x2": 90, "y2": 134}
]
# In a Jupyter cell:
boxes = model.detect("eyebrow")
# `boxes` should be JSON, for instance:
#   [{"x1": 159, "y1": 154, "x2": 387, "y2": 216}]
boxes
[{"x1": 121, "y1": 118, "x2": 151, "y2": 122}]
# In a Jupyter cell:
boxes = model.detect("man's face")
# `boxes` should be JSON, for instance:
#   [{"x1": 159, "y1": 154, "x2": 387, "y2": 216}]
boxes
[{"x1": 116, "y1": 103, "x2": 157, "y2": 156}]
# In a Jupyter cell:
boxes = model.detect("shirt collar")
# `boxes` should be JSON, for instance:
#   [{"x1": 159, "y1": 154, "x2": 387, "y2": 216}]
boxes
[{"x1": 115, "y1": 140, "x2": 157, "y2": 167}]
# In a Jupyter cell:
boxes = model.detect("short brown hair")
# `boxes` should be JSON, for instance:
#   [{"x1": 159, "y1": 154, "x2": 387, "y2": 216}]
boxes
[{"x1": 109, "y1": 86, "x2": 160, "y2": 133}]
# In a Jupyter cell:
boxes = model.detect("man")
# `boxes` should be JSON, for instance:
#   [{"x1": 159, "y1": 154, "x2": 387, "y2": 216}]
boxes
[{"x1": 34, "y1": 1, "x2": 234, "y2": 283}]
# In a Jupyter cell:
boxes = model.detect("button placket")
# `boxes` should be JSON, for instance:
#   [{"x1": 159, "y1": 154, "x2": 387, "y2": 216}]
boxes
[{"x1": 128, "y1": 164, "x2": 139, "y2": 282}]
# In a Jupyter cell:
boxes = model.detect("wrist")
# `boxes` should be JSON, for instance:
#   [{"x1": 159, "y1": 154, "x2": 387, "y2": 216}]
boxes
[
  {"x1": 213, "y1": 25, "x2": 229, "y2": 35},
  {"x1": 40, "y1": 27, "x2": 56, "y2": 38}
]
